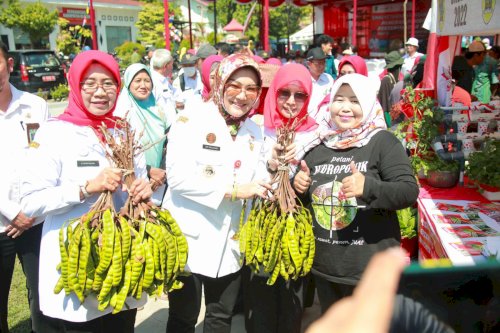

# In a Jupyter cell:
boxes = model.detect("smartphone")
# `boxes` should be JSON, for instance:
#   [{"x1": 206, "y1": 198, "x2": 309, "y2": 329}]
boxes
[{"x1": 396, "y1": 260, "x2": 500, "y2": 332}]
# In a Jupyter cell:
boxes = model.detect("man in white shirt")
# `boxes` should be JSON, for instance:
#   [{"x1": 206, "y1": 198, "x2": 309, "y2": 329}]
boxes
[
  {"x1": 402, "y1": 37, "x2": 424, "y2": 77},
  {"x1": 173, "y1": 53, "x2": 203, "y2": 107},
  {"x1": 150, "y1": 48, "x2": 177, "y2": 110},
  {"x1": 0, "y1": 41, "x2": 55, "y2": 332},
  {"x1": 306, "y1": 47, "x2": 334, "y2": 122}
]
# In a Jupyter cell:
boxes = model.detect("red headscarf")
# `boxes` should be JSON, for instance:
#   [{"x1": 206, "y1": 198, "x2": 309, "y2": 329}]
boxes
[
  {"x1": 263, "y1": 63, "x2": 317, "y2": 132},
  {"x1": 201, "y1": 54, "x2": 224, "y2": 101},
  {"x1": 338, "y1": 55, "x2": 368, "y2": 77},
  {"x1": 58, "y1": 50, "x2": 121, "y2": 131}
]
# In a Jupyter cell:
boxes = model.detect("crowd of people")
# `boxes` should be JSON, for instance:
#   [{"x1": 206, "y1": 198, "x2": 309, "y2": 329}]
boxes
[{"x1": 1, "y1": 31, "x2": 498, "y2": 333}]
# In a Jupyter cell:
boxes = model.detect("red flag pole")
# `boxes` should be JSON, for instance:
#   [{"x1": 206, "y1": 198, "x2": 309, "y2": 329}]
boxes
[
  {"x1": 164, "y1": 0, "x2": 170, "y2": 50},
  {"x1": 188, "y1": 0, "x2": 193, "y2": 49},
  {"x1": 264, "y1": 0, "x2": 269, "y2": 51},
  {"x1": 89, "y1": 0, "x2": 98, "y2": 50},
  {"x1": 352, "y1": 0, "x2": 357, "y2": 46}
]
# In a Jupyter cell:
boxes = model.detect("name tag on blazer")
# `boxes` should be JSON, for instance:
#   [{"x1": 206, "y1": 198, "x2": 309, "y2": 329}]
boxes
[
  {"x1": 77, "y1": 160, "x2": 100, "y2": 167},
  {"x1": 202, "y1": 144, "x2": 220, "y2": 151}
]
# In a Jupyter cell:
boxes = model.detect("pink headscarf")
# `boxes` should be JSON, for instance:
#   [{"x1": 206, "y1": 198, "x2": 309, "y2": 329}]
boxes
[
  {"x1": 264, "y1": 63, "x2": 317, "y2": 132},
  {"x1": 201, "y1": 54, "x2": 224, "y2": 101},
  {"x1": 266, "y1": 57, "x2": 282, "y2": 66},
  {"x1": 58, "y1": 50, "x2": 121, "y2": 135},
  {"x1": 338, "y1": 55, "x2": 368, "y2": 76},
  {"x1": 252, "y1": 55, "x2": 266, "y2": 64}
]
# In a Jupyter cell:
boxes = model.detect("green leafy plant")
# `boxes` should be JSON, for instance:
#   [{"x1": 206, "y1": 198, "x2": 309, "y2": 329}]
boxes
[
  {"x1": 114, "y1": 41, "x2": 145, "y2": 70},
  {"x1": 392, "y1": 86, "x2": 459, "y2": 177},
  {"x1": 397, "y1": 206, "x2": 418, "y2": 239},
  {"x1": 466, "y1": 139, "x2": 500, "y2": 189},
  {"x1": 50, "y1": 83, "x2": 69, "y2": 101},
  {"x1": 35, "y1": 88, "x2": 48, "y2": 101}
]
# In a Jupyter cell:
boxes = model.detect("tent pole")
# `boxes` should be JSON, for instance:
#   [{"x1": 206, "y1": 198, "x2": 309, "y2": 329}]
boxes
[
  {"x1": 164, "y1": 0, "x2": 170, "y2": 50},
  {"x1": 264, "y1": 0, "x2": 269, "y2": 52},
  {"x1": 89, "y1": 0, "x2": 98, "y2": 50},
  {"x1": 352, "y1": 0, "x2": 357, "y2": 46},
  {"x1": 188, "y1": 0, "x2": 193, "y2": 49},
  {"x1": 411, "y1": 0, "x2": 416, "y2": 37},
  {"x1": 214, "y1": 0, "x2": 217, "y2": 44}
]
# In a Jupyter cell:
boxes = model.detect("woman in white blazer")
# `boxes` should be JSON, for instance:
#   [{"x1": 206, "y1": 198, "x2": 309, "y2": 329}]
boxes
[
  {"x1": 20, "y1": 51, "x2": 152, "y2": 333},
  {"x1": 162, "y1": 54, "x2": 272, "y2": 333}
]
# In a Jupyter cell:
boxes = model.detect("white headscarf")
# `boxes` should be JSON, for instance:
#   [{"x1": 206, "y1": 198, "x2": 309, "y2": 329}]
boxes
[{"x1": 317, "y1": 73, "x2": 387, "y2": 149}]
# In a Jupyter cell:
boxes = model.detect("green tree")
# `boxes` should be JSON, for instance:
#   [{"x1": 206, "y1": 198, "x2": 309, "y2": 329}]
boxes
[
  {"x1": 56, "y1": 18, "x2": 92, "y2": 56},
  {"x1": 207, "y1": 1, "x2": 312, "y2": 48},
  {"x1": 0, "y1": 0, "x2": 59, "y2": 49},
  {"x1": 115, "y1": 41, "x2": 145, "y2": 69},
  {"x1": 269, "y1": 4, "x2": 312, "y2": 42},
  {"x1": 135, "y1": 1, "x2": 182, "y2": 51}
]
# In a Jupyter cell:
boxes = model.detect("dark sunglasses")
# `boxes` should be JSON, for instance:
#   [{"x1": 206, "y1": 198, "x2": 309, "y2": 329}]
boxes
[{"x1": 277, "y1": 89, "x2": 308, "y2": 103}]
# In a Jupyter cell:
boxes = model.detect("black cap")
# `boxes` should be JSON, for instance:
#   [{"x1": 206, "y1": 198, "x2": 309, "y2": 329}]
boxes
[
  {"x1": 196, "y1": 44, "x2": 217, "y2": 59},
  {"x1": 306, "y1": 47, "x2": 326, "y2": 61}
]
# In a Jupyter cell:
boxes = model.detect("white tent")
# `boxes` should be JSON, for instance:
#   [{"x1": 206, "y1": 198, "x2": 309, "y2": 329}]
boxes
[{"x1": 289, "y1": 24, "x2": 313, "y2": 45}]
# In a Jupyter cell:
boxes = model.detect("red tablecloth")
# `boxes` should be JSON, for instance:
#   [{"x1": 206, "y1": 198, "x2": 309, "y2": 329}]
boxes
[
  {"x1": 417, "y1": 180, "x2": 494, "y2": 263},
  {"x1": 418, "y1": 179, "x2": 489, "y2": 202}
]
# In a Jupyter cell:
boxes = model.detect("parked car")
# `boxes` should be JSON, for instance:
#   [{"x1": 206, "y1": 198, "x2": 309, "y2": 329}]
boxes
[{"x1": 9, "y1": 50, "x2": 67, "y2": 95}]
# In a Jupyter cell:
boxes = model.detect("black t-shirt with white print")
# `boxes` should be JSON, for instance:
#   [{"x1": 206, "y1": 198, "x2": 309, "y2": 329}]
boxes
[{"x1": 299, "y1": 130, "x2": 418, "y2": 285}]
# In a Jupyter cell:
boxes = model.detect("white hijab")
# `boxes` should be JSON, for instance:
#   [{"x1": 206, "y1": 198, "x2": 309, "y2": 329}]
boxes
[{"x1": 317, "y1": 73, "x2": 387, "y2": 149}]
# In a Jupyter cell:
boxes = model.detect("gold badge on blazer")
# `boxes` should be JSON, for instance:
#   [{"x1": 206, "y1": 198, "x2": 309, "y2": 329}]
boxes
[{"x1": 206, "y1": 133, "x2": 216, "y2": 144}]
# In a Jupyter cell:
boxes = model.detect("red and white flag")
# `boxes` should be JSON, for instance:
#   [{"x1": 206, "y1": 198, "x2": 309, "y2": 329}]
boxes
[{"x1": 421, "y1": 0, "x2": 461, "y2": 106}]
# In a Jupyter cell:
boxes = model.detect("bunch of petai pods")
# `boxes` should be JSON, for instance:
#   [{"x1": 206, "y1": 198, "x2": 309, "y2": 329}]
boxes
[
  {"x1": 54, "y1": 119, "x2": 188, "y2": 314},
  {"x1": 238, "y1": 117, "x2": 315, "y2": 285}
]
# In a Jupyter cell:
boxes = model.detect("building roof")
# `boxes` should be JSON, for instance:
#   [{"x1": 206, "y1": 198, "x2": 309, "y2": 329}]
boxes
[{"x1": 223, "y1": 18, "x2": 244, "y2": 32}]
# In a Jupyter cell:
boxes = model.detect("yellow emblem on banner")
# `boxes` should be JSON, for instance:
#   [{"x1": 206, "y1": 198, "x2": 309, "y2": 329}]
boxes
[{"x1": 482, "y1": 0, "x2": 496, "y2": 24}]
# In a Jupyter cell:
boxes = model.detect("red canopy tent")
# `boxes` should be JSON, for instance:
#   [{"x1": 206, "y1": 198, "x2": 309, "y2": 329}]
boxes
[{"x1": 223, "y1": 18, "x2": 245, "y2": 32}]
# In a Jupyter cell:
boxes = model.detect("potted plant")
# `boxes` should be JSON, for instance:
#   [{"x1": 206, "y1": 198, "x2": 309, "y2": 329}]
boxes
[
  {"x1": 466, "y1": 139, "x2": 500, "y2": 200},
  {"x1": 397, "y1": 206, "x2": 418, "y2": 258},
  {"x1": 392, "y1": 86, "x2": 459, "y2": 187}
]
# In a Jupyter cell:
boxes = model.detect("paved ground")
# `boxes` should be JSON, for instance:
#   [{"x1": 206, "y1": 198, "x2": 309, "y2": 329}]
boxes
[{"x1": 134, "y1": 292, "x2": 321, "y2": 333}]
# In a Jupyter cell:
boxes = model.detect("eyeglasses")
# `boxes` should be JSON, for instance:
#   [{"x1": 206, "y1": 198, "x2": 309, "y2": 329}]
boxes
[
  {"x1": 277, "y1": 89, "x2": 308, "y2": 103},
  {"x1": 225, "y1": 82, "x2": 260, "y2": 98},
  {"x1": 80, "y1": 79, "x2": 118, "y2": 93}
]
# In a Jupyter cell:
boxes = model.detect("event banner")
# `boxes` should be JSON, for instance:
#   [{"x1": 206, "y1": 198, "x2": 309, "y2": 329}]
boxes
[{"x1": 437, "y1": 0, "x2": 500, "y2": 36}]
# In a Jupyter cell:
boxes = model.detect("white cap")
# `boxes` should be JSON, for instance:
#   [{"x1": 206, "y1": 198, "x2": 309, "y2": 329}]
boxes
[
  {"x1": 482, "y1": 38, "x2": 492, "y2": 50},
  {"x1": 406, "y1": 37, "x2": 419, "y2": 47}
]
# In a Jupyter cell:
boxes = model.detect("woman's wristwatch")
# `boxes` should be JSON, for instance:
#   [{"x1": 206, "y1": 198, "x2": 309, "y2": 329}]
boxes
[{"x1": 80, "y1": 181, "x2": 91, "y2": 199}]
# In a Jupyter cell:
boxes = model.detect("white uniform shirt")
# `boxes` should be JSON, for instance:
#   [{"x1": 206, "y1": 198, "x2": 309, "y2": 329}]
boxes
[
  {"x1": 308, "y1": 73, "x2": 334, "y2": 122},
  {"x1": 172, "y1": 71, "x2": 203, "y2": 108},
  {"x1": 150, "y1": 69, "x2": 177, "y2": 112},
  {"x1": 20, "y1": 120, "x2": 148, "y2": 321},
  {"x1": 0, "y1": 84, "x2": 49, "y2": 233},
  {"x1": 402, "y1": 51, "x2": 424, "y2": 77},
  {"x1": 162, "y1": 101, "x2": 267, "y2": 278}
]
